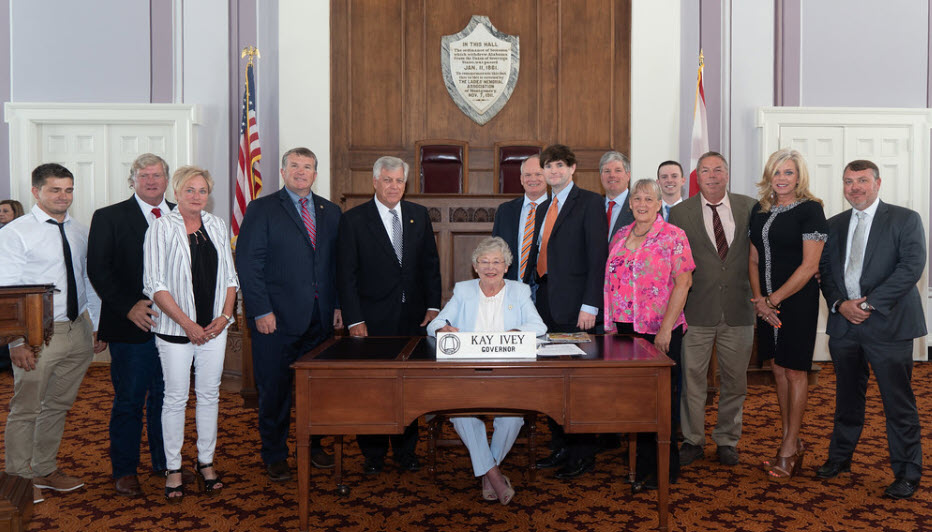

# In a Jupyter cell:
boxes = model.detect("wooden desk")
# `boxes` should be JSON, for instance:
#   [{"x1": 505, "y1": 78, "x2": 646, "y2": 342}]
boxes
[
  {"x1": 0, "y1": 285, "x2": 55, "y2": 350},
  {"x1": 293, "y1": 335, "x2": 673, "y2": 531}
]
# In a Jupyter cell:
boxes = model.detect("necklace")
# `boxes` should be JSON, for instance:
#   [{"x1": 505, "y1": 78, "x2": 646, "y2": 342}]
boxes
[{"x1": 631, "y1": 226, "x2": 651, "y2": 238}]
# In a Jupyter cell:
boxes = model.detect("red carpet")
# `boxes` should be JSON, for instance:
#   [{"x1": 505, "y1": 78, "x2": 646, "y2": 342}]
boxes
[{"x1": 1, "y1": 361, "x2": 930, "y2": 531}]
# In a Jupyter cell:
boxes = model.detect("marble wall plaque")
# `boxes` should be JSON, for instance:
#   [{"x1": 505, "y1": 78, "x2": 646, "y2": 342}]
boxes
[{"x1": 441, "y1": 16, "x2": 519, "y2": 125}]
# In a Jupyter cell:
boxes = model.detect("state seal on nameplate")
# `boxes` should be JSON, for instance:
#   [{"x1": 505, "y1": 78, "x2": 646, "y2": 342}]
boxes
[{"x1": 441, "y1": 15, "x2": 520, "y2": 125}]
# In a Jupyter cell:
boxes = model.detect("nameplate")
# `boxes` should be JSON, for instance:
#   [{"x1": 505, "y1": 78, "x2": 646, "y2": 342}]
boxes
[{"x1": 436, "y1": 331, "x2": 536, "y2": 359}]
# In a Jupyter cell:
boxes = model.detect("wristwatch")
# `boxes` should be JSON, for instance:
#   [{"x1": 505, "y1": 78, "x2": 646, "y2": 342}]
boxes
[{"x1": 859, "y1": 301, "x2": 872, "y2": 311}]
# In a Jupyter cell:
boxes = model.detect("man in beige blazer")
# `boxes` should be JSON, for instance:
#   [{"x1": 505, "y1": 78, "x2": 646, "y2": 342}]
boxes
[{"x1": 667, "y1": 151, "x2": 756, "y2": 467}]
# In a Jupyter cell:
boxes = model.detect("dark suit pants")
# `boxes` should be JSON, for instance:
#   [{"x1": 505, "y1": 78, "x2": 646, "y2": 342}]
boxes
[
  {"x1": 109, "y1": 338, "x2": 166, "y2": 478},
  {"x1": 251, "y1": 304, "x2": 328, "y2": 466},
  {"x1": 828, "y1": 332, "x2": 922, "y2": 481}
]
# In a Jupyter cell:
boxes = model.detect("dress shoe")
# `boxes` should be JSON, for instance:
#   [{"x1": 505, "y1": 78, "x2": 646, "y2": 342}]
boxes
[
  {"x1": 679, "y1": 442, "x2": 704, "y2": 466},
  {"x1": 267, "y1": 460, "x2": 292, "y2": 482},
  {"x1": 396, "y1": 454, "x2": 421, "y2": 472},
  {"x1": 114, "y1": 475, "x2": 142, "y2": 497},
  {"x1": 717, "y1": 445, "x2": 739, "y2": 466},
  {"x1": 33, "y1": 469, "x2": 83, "y2": 492},
  {"x1": 311, "y1": 448, "x2": 335, "y2": 469},
  {"x1": 815, "y1": 458, "x2": 851, "y2": 479},
  {"x1": 536, "y1": 447, "x2": 569, "y2": 469},
  {"x1": 554, "y1": 456, "x2": 595, "y2": 479},
  {"x1": 363, "y1": 457, "x2": 384, "y2": 475},
  {"x1": 884, "y1": 478, "x2": 919, "y2": 500}
]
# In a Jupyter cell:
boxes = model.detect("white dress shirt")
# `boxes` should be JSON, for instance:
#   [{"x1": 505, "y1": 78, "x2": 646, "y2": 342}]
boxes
[
  {"x1": 843, "y1": 196, "x2": 880, "y2": 268},
  {"x1": 662, "y1": 198, "x2": 683, "y2": 221},
  {"x1": 699, "y1": 192, "x2": 736, "y2": 246},
  {"x1": 133, "y1": 193, "x2": 171, "y2": 226},
  {"x1": 473, "y1": 286, "x2": 506, "y2": 332},
  {"x1": 142, "y1": 209, "x2": 239, "y2": 337},
  {"x1": 0, "y1": 204, "x2": 101, "y2": 327}
]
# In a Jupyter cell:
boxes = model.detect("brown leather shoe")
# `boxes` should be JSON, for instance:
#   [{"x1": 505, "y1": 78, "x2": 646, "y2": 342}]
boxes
[{"x1": 115, "y1": 475, "x2": 142, "y2": 497}]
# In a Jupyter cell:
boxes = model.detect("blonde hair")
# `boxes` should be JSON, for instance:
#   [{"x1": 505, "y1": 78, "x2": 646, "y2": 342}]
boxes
[
  {"x1": 756, "y1": 148, "x2": 822, "y2": 212},
  {"x1": 171, "y1": 166, "x2": 214, "y2": 196}
]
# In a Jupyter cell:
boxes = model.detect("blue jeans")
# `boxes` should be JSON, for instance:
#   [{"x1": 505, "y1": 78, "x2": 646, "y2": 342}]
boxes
[{"x1": 109, "y1": 339, "x2": 166, "y2": 478}]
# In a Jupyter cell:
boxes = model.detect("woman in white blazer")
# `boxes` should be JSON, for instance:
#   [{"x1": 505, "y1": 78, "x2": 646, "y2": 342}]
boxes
[
  {"x1": 427, "y1": 236, "x2": 546, "y2": 505},
  {"x1": 143, "y1": 166, "x2": 239, "y2": 502}
]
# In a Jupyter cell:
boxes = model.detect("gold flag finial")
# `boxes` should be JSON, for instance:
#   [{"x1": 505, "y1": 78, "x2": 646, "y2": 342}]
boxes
[
  {"x1": 241, "y1": 46, "x2": 260, "y2": 65},
  {"x1": 698, "y1": 49, "x2": 704, "y2": 68}
]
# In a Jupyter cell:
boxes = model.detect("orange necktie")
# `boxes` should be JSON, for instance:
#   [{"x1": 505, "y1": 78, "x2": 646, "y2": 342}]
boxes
[{"x1": 536, "y1": 197, "x2": 559, "y2": 277}]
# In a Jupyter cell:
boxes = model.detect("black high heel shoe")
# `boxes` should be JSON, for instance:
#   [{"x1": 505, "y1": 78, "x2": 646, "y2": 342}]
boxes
[
  {"x1": 194, "y1": 460, "x2": 224, "y2": 495},
  {"x1": 164, "y1": 468, "x2": 184, "y2": 503}
]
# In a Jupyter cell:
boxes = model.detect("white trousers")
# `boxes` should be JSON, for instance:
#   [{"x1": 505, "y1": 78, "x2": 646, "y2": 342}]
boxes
[
  {"x1": 156, "y1": 330, "x2": 227, "y2": 470},
  {"x1": 451, "y1": 416, "x2": 524, "y2": 477}
]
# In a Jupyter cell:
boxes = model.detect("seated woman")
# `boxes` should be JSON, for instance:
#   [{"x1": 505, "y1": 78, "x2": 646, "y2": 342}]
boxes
[
  {"x1": 427, "y1": 236, "x2": 546, "y2": 505},
  {"x1": 604, "y1": 178, "x2": 694, "y2": 493}
]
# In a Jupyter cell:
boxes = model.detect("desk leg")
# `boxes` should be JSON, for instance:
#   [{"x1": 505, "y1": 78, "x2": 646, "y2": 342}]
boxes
[
  {"x1": 297, "y1": 438, "x2": 310, "y2": 532},
  {"x1": 656, "y1": 437, "x2": 669, "y2": 531}
]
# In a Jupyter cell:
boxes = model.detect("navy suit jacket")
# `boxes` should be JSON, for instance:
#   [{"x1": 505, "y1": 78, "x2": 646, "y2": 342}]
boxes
[
  {"x1": 337, "y1": 199, "x2": 442, "y2": 335},
  {"x1": 529, "y1": 184, "x2": 608, "y2": 325},
  {"x1": 820, "y1": 200, "x2": 926, "y2": 341},
  {"x1": 88, "y1": 196, "x2": 175, "y2": 344},
  {"x1": 609, "y1": 197, "x2": 635, "y2": 241},
  {"x1": 236, "y1": 188, "x2": 341, "y2": 336},
  {"x1": 491, "y1": 196, "x2": 531, "y2": 282}
]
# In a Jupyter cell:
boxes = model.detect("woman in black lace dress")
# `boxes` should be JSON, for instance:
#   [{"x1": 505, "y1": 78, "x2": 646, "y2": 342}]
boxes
[{"x1": 748, "y1": 148, "x2": 826, "y2": 480}]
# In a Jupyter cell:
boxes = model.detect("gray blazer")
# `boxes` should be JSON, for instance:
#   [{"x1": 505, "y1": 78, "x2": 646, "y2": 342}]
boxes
[
  {"x1": 668, "y1": 193, "x2": 756, "y2": 327},
  {"x1": 819, "y1": 200, "x2": 927, "y2": 341}
]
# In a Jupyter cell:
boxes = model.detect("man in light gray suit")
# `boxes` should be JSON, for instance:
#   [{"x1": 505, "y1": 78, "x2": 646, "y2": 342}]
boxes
[
  {"x1": 668, "y1": 151, "x2": 756, "y2": 468},
  {"x1": 817, "y1": 159, "x2": 924, "y2": 500}
]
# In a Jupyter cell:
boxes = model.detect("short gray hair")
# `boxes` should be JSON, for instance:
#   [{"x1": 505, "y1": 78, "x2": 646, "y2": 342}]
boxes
[
  {"x1": 373, "y1": 156, "x2": 409, "y2": 181},
  {"x1": 598, "y1": 151, "x2": 630, "y2": 174},
  {"x1": 631, "y1": 178, "x2": 662, "y2": 202},
  {"x1": 128, "y1": 153, "x2": 169, "y2": 187},
  {"x1": 281, "y1": 147, "x2": 318, "y2": 170},
  {"x1": 696, "y1": 151, "x2": 729, "y2": 173},
  {"x1": 471, "y1": 236, "x2": 513, "y2": 267}
]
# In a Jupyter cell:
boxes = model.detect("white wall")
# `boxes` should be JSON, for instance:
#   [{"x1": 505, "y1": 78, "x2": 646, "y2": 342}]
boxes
[
  {"x1": 631, "y1": 0, "x2": 681, "y2": 180},
  {"x1": 279, "y1": 0, "x2": 331, "y2": 200},
  {"x1": 728, "y1": 1, "x2": 774, "y2": 196},
  {"x1": 801, "y1": 0, "x2": 928, "y2": 108},
  {"x1": 183, "y1": 0, "x2": 231, "y2": 221},
  {"x1": 10, "y1": 0, "x2": 150, "y2": 103}
]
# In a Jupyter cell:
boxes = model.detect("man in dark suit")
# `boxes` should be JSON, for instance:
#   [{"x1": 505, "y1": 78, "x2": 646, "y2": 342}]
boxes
[
  {"x1": 817, "y1": 159, "x2": 925, "y2": 499},
  {"x1": 491, "y1": 154, "x2": 548, "y2": 282},
  {"x1": 657, "y1": 160, "x2": 686, "y2": 221},
  {"x1": 337, "y1": 155, "x2": 442, "y2": 474},
  {"x1": 530, "y1": 144, "x2": 608, "y2": 479},
  {"x1": 87, "y1": 153, "x2": 174, "y2": 496},
  {"x1": 599, "y1": 151, "x2": 634, "y2": 240},
  {"x1": 668, "y1": 152, "x2": 756, "y2": 470},
  {"x1": 236, "y1": 147, "x2": 342, "y2": 481}
]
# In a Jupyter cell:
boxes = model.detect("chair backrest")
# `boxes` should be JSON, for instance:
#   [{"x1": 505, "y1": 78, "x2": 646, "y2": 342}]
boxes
[
  {"x1": 494, "y1": 142, "x2": 545, "y2": 194},
  {"x1": 414, "y1": 140, "x2": 469, "y2": 193}
]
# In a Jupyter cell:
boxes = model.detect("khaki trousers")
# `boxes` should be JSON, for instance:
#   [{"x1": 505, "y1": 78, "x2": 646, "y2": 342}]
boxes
[
  {"x1": 5, "y1": 312, "x2": 94, "y2": 478},
  {"x1": 679, "y1": 322, "x2": 753, "y2": 448}
]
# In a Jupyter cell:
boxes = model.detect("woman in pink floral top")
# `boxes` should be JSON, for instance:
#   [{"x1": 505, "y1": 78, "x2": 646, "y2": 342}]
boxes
[{"x1": 604, "y1": 178, "x2": 695, "y2": 493}]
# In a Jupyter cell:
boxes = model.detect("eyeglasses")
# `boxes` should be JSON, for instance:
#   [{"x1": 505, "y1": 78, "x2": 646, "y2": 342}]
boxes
[{"x1": 476, "y1": 259, "x2": 506, "y2": 267}]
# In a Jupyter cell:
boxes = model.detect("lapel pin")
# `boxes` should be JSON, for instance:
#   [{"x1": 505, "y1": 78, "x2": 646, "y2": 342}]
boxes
[{"x1": 409, "y1": 219, "x2": 414, "y2": 223}]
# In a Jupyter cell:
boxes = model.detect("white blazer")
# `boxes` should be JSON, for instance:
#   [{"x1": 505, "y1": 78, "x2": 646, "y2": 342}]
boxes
[
  {"x1": 143, "y1": 209, "x2": 239, "y2": 336},
  {"x1": 427, "y1": 279, "x2": 547, "y2": 337}
]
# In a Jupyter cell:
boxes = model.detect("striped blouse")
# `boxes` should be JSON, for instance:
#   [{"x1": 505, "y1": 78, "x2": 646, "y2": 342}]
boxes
[{"x1": 143, "y1": 209, "x2": 239, "y2": 337}]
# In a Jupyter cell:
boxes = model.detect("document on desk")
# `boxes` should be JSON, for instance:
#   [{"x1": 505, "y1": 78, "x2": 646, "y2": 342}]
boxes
[{"x1": 537, "y1": 343, "x2": 586, "y2": 356}]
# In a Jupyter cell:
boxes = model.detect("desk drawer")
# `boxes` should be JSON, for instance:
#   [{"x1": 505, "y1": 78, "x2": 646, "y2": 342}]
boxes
[
  {"x1": 307, "y1": 374, "x2": 402, "y2": 433},
  {"x1": 403, "y1": 374, "x2": 565, "y2": 422},
  {"x1": 567, "y1": 373, "x2": 662, "y2": 431}
]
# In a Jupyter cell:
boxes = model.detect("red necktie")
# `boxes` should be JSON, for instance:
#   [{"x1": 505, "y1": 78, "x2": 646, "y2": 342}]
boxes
[
  {"x1": 300, "y1": 198, "x2": 317, "y2": 248},
  {"x1": 152, "y1": 208, "x2": 161, "y2": 219},
  {"x1": 606, "y1": 200, "x2": 615, "y2": 228},
  {"x1": 708, "y1": 203, "x2": 728, "y2": 260}
]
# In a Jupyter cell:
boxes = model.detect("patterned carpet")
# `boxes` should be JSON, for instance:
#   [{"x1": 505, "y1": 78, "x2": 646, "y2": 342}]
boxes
[{"x1": 1, "y1": 361, "x2": 931, "y2": 532}]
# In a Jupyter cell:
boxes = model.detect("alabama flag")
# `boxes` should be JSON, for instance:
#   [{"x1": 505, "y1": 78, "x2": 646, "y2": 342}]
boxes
[{"x1": 688, "y1": 50, "x2": 708, "y2": 197}]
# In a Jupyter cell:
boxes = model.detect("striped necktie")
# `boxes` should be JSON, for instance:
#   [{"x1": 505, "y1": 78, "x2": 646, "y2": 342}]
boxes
[
  {"x1": 299, "y1": 198, "x2": 317, "y2": 248},
  {"x1": 519, "y1": 202, "x2": 536, "y2": 280},
  {"x1": 708, "y1": 202, "x2": 728, "y2": 260}
]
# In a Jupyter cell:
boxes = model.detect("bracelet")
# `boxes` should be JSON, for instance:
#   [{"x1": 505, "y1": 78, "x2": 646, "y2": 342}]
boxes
[
  {"x1": 221, "y1": 313, "x2": 235, "y2": 325},
  {"x1": 765, "y1": 296, "x2": 780, "y2": 310}
]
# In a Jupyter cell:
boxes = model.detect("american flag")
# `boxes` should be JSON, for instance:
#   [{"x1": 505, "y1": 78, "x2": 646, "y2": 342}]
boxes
[{"x1": 233, "y1": 62, "x2": 261, "y2": 238}]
